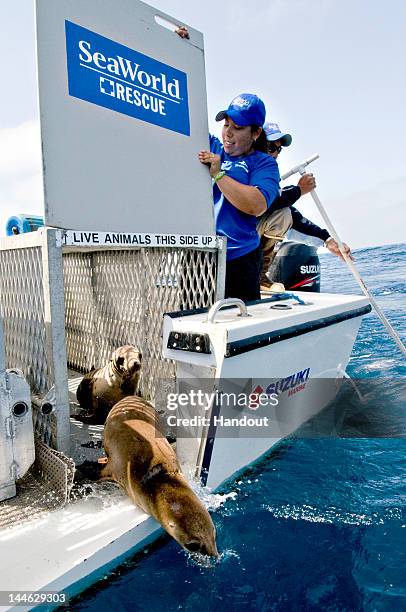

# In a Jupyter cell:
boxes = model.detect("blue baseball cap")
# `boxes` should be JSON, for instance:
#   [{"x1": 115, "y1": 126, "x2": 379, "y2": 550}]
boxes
[
  {"x1": 263, "y1": 122, "x2": 292, "y2": 146},
  {"x1": 215, "y1": 93, "x2": 266, "y2": 127}
]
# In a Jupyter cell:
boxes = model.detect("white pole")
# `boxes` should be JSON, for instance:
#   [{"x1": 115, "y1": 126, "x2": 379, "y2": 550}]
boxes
[{"x1": 282, "y1": 156, "x2": 406, "y2": 358}]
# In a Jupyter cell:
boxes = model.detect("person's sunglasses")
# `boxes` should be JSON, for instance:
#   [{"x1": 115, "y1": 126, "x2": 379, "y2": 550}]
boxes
[{"x1": 268, "y1": 143, "x2": 282, "y2": 154}]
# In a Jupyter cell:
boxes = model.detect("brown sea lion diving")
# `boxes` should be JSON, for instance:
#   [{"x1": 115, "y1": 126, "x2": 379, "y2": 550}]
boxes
[
  {"x1": 75, "y1": 345, "x2": 142, "y2": 424},
  {"x1": 100, "y1": 396, "x2": 219, "y2": 558}
]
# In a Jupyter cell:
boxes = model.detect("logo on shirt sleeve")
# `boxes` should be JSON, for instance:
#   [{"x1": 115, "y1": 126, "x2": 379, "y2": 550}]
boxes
[
  {"x1": 235, "y1": 161, "x2": 248, "y2": 173},
  {"x1": 221, "y1": 161, "x2": 233, "y2": 171},
  {"x1": 221, "y1": 160, "x2": 249, "y2": 173}
]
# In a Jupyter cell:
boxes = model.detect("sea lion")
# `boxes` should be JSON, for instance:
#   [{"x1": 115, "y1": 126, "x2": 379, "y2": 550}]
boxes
[
  {"x1": 101, "y1": 396, "x2": 218, "y2": 558},
  {"x1": 76, "y1": 345, "x2": 142, "y2": 424}
]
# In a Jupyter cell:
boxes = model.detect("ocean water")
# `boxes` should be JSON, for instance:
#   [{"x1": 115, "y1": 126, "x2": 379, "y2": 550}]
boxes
[{"x1": 71, "y1": 242, "x2": 406, "y2": 612}]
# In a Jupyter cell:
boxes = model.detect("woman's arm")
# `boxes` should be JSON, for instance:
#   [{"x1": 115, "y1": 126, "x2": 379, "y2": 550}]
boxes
[
  {"x1": 198, "y1": 150, "x2": 267, "y2": 216},
  {"x1": 216, "y1": 175, "x2": 267, "y2": 216}
]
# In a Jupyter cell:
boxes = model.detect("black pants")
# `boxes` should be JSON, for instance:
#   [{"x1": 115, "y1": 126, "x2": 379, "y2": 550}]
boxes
[{"x1": 225, "y1": 245, "x2": 263, "y2": 303}]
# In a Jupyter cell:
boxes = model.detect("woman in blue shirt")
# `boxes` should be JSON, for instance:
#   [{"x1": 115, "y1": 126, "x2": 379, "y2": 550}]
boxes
[{"x1": 199, "y1": 93, "x2": 280, "y2": 302}]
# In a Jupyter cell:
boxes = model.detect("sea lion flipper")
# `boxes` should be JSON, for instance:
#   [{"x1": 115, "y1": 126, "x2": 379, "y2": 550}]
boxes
[
  {"x1": 100, "y1": 460, "x2": 113, "y2": 481},
  {"x1": 76, "y1": 374, "x2": 95, "y2": 408}
]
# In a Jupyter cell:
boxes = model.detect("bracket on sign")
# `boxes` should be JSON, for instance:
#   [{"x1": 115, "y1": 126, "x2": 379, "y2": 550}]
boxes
[{"x1": 155, "y1": 15, "x2": 180, "y2": 33}]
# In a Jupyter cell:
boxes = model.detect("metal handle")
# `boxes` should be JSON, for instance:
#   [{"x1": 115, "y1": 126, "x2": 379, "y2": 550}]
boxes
[
  {"x1": 281, "y1": 154, "x2": 320, "y2": 181},
  {"x1": 206, "y1": 298, "x2": 249, "y2": 323}
]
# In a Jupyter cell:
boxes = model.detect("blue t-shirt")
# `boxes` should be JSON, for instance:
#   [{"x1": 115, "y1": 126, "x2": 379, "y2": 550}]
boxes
[{"x1": 210, "y1": 135, "x2": 280, "y2": 261}]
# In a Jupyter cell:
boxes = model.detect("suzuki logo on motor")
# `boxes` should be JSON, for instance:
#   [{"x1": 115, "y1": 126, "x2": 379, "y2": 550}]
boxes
[
  {"x1": 300, "y1": 265, "x2": 320, "y2": 274},
  {"x1": 65, "y1": 21, "x2": 190, "y2": 135}
]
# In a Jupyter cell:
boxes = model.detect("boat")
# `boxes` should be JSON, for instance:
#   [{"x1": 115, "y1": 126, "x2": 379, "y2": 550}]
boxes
[{"x1": 0, "y1": 286, "x2": 370, "y2": 610}]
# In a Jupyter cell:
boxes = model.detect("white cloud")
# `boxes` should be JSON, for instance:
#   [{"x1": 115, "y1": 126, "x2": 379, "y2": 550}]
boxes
[{"x1": 0, "y1": 121, "x2": 43, "y2": 237}]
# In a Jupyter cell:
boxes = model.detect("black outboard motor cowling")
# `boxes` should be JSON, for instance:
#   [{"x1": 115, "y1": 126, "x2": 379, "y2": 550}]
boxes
[{"x1": 268, "y1": 241, "x2": 321, "y2": 292}]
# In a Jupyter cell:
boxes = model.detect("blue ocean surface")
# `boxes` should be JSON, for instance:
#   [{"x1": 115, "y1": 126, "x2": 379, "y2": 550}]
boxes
[{"x1": 70, "y1": 242, "x2": 406, "y2": 612}]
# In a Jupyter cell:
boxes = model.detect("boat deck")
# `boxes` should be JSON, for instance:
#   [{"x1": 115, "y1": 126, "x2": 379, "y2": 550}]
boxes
[
  {"x1": 0, "y1": 369, "x2": 159, "y2": 608},
  {"x1": 0, "y1": 368, "x2": 171, "y2": 536},
  {"x1": 0, "y1": 480, "x2": 157, "y2": 606},
  {"x1": 67, "y1": 369, "x2": 105, "y2": 466}
]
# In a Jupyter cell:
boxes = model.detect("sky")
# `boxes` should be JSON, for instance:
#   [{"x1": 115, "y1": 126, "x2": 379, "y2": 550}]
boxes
[{"x1": 1, "y1": 0, "x2": 405, "y2": 248}]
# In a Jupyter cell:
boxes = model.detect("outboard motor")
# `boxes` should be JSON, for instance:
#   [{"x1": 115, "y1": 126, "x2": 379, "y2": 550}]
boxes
[
  {"x1": 269, "y1": 241, "x2": 321, "y2": 292},
  {"x1": 6, "y1": 214, "x2": 44, "y2": 236}
]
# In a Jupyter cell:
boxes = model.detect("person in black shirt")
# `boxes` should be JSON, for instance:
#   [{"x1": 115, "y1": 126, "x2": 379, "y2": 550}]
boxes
[{"x1": 257, "y1": 122, "x2": 352, "y2": 289}]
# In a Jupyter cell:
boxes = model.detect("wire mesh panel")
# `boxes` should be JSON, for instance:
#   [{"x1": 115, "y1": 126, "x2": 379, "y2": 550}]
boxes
[
  {"x1": 0, "y1": 247, "x2": 49, "y2": 394},
  {"x1": 63, "y1": 247, "x2": 218, "y2": 400},
  {"x1": 0, "y1": 231, "x2": 70, "y2": 453},
  {"x1": 63, "y1": 253, "x2": 96, "y2": 373},
  {"x1": 0, "y1": 234, "x2": 222, "y2": 454}
]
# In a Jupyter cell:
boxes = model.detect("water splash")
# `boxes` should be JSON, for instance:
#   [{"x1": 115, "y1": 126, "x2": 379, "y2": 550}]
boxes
[
  {"x1": 264, "y1": 503, "x2": 404, "y2": 526},
  {"x1": 189, "y1": 479, "x2": 238, "y2": 511}
]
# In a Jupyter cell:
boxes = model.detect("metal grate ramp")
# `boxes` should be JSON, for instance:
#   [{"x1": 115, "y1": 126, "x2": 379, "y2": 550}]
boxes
[{"x1": 0, "y1": 440, "x2": 75, "y2": 531}]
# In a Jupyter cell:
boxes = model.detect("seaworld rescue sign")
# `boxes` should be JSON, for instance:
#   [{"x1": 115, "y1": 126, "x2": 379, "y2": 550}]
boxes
[{"x1": 65, "y1": 20, "x2": 190, "y2": 135}]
